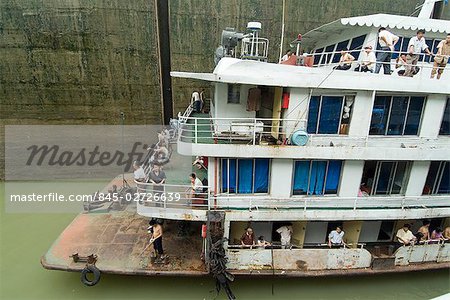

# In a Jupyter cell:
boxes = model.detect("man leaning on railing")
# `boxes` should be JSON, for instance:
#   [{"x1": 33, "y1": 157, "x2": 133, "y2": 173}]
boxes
[
  {"x1": 431, "y1": 33, "x2": 450, "y2": 80},
  {"x1": 404, "y1": 29, "x2": 432, "y2": 77}
]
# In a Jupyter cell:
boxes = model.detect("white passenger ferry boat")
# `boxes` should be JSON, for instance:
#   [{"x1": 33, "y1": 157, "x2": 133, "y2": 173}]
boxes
[{"x1": 136, "y1": 0, "x2": 450, "y2": 275}]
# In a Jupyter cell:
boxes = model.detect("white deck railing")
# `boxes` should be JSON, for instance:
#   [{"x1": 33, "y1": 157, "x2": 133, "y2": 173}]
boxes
[
  {"x1": 177, "y1": 115, "x2": 309, "y2": 145},
  {"x1": 134, "y1": 180, "x2": 449, "y2": 212},
  {"x1": 135, "y1": 181, "x2": 211, "y2": 210},
  {"x1": 297, "y1": 49, "x2": 450, "y2": 80}
]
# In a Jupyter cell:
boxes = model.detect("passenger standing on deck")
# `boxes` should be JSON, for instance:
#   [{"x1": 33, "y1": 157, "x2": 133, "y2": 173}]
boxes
[
  {"x1": 375, "y1": 27, "x2": 399, "y2": 75},
  {"x1": 187, "y1": 173, "x2": 203, "y2": 204},
  {"x1": 431, "y1": 33, "x2": 450, "y2": 80},
  {"x1": 150, "y1": 220, "x2": 165, "y2": 262},
  {"x1": 404, "y1": 29, "x2": 432, "y2": 77},
  {"x1": 240, "y1": 227, "x2": 255, "y2": 248},
  {"x1": 149, "y1": 165, "x2": 166, "y2": 207},
  {"x1": 417, "y1": 220, "x2": 431, "y2": 242},
  {"x1": 276, "y1": 224, "x2": 293, "y2": 249},
  {"x1": 396, "y1": 224, "x2": 416, "y2": 246},
  {"x1": 333, "y1": 48, "x2": 355, "y2": 70},
  {"x1": 133, "y1": 161, "x2": 146, "y2": 182},
  {"x1": 191, "y1": 91, "x2": 202, "y2": 113},
  {"x1": 328, "y1": 226, "x2": 345, "y2": 247}
]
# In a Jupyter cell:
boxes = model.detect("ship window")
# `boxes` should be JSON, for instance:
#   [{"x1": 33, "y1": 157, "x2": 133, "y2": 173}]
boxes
[
  {"x1": 227, "y1": 84, "x2": 240, "y2": 104},
  {"x1": 322, "y1": 44, "x2": 335, "y2": 65},
  {"x1": 360, "y1": 161, "x2": 410, "y2": 196},
  {"x1": 221, "y1": 158, "x2": 270, "y2": 194},
  {"x1": 349, "y1": 35, "x2": 366, "y2": 60},
  {"x1": 292, "y1": 160, "x2": 342, "y2": 195},
  {"x1": 332, "y1": 40, "x2": 350, "y2": 63},
  {"x1": 439, "y1": 98, "x2": 450, "y2": 135},
  {"x1": 369, "y1": 95, "x2": 425, "y2": 136},
  {"x1": 307, "y1": 96, "x2": 346, "y2": 134},
  {"x1": 313, "y1": 48, "x2": 324, "y2": 65},
  {"x1": 423, "y1": 161, "x2": 450, "y2": 195}
]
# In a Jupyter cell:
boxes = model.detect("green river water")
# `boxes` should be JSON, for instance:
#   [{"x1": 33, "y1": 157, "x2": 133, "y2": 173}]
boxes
[{"x1": 1, "y1": 183, "x2": 449, "y2": 300}]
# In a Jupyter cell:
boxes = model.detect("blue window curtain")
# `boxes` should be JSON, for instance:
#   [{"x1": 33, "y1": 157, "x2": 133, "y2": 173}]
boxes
[
  {"x1": 375, "y1": 162, "x2": 394, "y2": 195},
  {"x1": 439, "y1": 99, "x2": 450, "y2": 135},
  {"x1": 307, "y1": 96, "x2": 320, "y2": 133},
  {"x1": 222, "y1": 159, "x2": 237, "y2": 193},
  {"x1": 237, "y1": 159, "x2": 253, "y2": 194},
  {"x1": 387, "y1": 97, "x2": 408, "y2": 135},
  {"x1": 254, "y1": 159, "x2": 269, "y2": 193},
  {"x1": 325, "y1": 161, "x2": 342, "y2": 194},
  {"x1": 438, "y1": 162, "x2": 450, "y2": 194},
  {"x1": 318, "y1": 96, "x2": 343, "y2": 134},
  {"x1": 370, "y1": 96, "x2": 391, "y2": 135},
  {"x1": 308, "y1": 161, "x2": 327, "y2": 195},
  {"x1": 293, "y1": 161, "x2": 310, "y2": 195},
  {"x1": 404, "y1": 97, "x2": 425, "y2": 135}
]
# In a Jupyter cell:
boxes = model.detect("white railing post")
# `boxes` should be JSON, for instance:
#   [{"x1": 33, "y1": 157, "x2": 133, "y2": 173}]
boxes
[
  {"x1": 353, "y1": 197, "x2": 357, "y2": 210},
  {"x1": 253, "y1": 118, "x2": 257, "y2": 145},
  {"x1": 194, "y1": 118, "x2": 198, "y2": 144}
]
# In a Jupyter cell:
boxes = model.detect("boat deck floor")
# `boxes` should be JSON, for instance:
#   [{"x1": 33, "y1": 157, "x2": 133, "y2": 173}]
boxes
[{"x1": 41, "y1": 211, "x2": 208, "y2": 276}]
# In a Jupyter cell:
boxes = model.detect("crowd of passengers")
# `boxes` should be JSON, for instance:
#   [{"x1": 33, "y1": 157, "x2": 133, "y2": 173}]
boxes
[
  {"x1": 281, "y1": 30, "x2": 450, "y2": 79},
  {"x1": 239, "y1": 225, "x2": 345, "y2": 249},
  {"x1": 396, "y1": 220, "x2": 450, "y2": 246},
  {"x1": 238, "y1": 221, "x2": 450, "y2": 250}
]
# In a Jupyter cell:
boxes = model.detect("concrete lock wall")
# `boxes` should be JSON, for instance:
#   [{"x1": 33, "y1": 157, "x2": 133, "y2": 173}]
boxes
[{"x1": 2, "y1": 0, "x2": 450, "y2": 179}]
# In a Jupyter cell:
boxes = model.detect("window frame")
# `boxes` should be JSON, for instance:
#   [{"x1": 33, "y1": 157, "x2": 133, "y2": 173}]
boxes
[
  {"x1": 424, "y1": 161, "x2": 450, "y2": 195},
  {"x1": 227, "y1": 84, "x2": 241, "y2": 104},
  {"x1": 307, "y1": 95, "x2": 347, "y2": 135},
  {"x1": 362, "y1": 161, "x2": 411, "y2": 196},
  {"x1": 220, "y1": 158, "x2": 271, "y2": 195},
  {"x1": 369, "y1": 95, "x2": 426, "y2": 136},
  {"x1": 291, "y1": 159, "x2": 343, "y2": 196}
]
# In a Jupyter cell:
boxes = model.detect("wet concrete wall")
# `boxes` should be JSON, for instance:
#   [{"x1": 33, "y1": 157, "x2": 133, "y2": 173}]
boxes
[{"x1": 1, "y1": 0, "x2": 449, "y2": 179}]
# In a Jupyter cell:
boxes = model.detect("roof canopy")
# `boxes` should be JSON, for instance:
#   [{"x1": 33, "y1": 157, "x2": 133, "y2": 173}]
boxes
[{"x1": 303, "y1": 14, "x2": 450, "y2": 48}]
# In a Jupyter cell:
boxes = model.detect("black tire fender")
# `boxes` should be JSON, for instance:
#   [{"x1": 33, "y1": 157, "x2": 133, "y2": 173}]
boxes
[{"x1": 80, "y1": 265, "x2": 101, "y2": 286}]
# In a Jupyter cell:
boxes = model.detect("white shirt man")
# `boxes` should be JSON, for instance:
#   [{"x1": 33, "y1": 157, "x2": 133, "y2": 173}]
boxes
[
  {"x1": 328, "y1": 227, "x2": 345, "y2": 246},
  {"x1": 133, "y1": 165, "x2": 146, "y2": 182},
  {"x1": 408, "y1": 36, "x2": 429, "y2": 55},
  {"x1": 396, "y1": 225, "x2": 416, "y2": 245},
  {"x1": 358, "y1": 47, "x2": 377, "y2": 71},
  {"x1": 378, "y1": 29, "x2": 399, "y2": 49},
  {"x1": 276, "y1": 225, "x2": 292, "y2": 249}
]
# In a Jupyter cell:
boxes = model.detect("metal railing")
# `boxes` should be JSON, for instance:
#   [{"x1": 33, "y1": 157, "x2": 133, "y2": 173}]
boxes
[
  {"x1": 135, "y1": 181, "x2": 211, "y2": 210},
  {"x1": 177, "y1": 115, "x2": 310, "y2": 145},
  {"x1": 298, "y1": 49, "x2": 450, "y2": 79},
  {"x1": 213, "y1": 194, "x2": 450, "y2": 211},
  {"x1": 134, "y1": 180, "x2": 449, "y2": 212}
]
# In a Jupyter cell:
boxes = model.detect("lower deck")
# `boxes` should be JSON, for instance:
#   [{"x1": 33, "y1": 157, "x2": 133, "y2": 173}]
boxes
[{"x1": 42, "y1": 210, "x2": 450, "y2": 277}]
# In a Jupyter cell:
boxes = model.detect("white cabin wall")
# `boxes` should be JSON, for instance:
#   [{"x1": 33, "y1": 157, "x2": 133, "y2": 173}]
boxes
[
  {"x1": 348, "y1": 90, "x2": 375, "y2": 137},
  {"x1": 214, "y1": 83, "x2": 257, "y2": 119},
  {"x1": 339, "y1": 160, "x2": 364, "y2": 197},
  {"x1": 405, "y1": 161, "x2": 431, "y2": 197},
  {"x1": 419, "y1": 94, "x2": 448, "y2": 138},
  {"x1": 284, "y1": 87, "x2": 310, "y2": 136},
  {"x1": 269, "y1": 159, "x2": 294, "y2": 198}
]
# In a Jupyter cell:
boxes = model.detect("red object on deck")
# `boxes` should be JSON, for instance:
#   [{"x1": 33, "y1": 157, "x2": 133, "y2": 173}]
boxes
[
  {"x1": 282, "y1": 92, "x2": 290, "y2": 109},
  {"x1": 201, "y1": 224, "x2": 207, "y2": 238}
]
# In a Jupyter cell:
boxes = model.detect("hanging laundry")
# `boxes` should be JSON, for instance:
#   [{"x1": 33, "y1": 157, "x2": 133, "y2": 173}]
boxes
[{"x1": 246, "y1": 88, "x2": 261, "y2": 111}]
